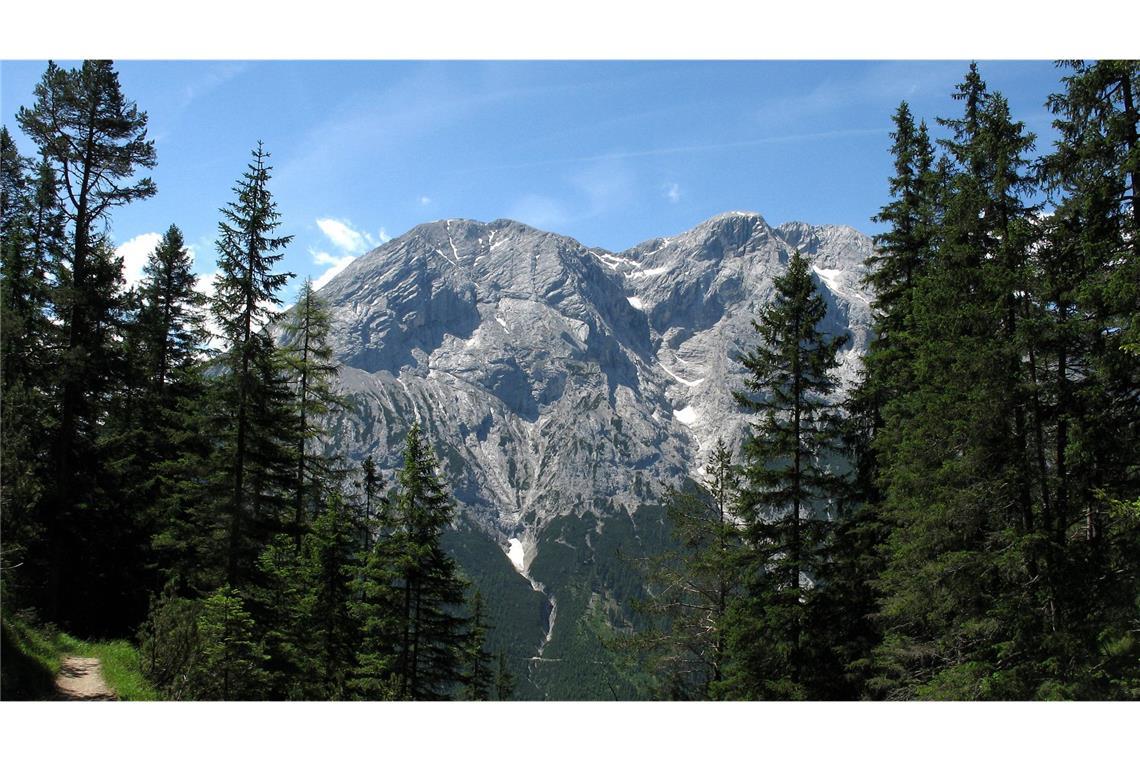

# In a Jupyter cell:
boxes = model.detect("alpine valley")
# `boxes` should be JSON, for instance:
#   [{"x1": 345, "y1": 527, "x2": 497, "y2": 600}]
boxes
[{"x1": 315, "y1": 211, "x2": 875, "y2": 698}]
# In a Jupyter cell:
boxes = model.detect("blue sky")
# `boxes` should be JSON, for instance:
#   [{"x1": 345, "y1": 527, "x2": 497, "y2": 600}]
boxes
[{"x1": 1, "y1": 60, "x2": 1069, "y2": 303}]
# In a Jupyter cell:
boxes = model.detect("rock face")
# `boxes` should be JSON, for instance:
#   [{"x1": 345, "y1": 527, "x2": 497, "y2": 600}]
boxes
[{"x1": 319, "y1": 211, "x2": 875, "y2": 551}]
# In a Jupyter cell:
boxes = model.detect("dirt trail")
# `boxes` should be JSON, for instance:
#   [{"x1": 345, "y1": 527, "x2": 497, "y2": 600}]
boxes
[{"x1": 55, "y1": 656, "x2": 117, "y2": 701}]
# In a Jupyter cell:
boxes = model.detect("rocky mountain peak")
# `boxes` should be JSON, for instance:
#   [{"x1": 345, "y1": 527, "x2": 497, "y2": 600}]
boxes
[{"x1": 317, "y1": 212, "x2": 875, "y2": 541}]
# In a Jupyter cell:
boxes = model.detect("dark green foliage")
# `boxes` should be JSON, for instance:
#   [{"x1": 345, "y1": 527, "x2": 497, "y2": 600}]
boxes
[
  {"x1": 388, "y1": 423, "x2": 470, "y2": 700},
  {"x1": 138, "y1": 584, "x2": 202, "y2": 700},
  {"x1": 282, "y1": 279, "x2": 347, "y2": 542},
  {"x1": 624, "y1": 441, "x2": 743, "y2": 699},
  {"x1": 188, "y1": 585, "x2": 266, "y2": 700},
  {"x1": 10, "y1": 60, "x2": 156, "y2": 633},
  {"x1": 299, "y1": 492, "x2": 362, "y2": 699},
  {"x1": 494, "y1": 650, "x2": 516, "y2": 700},
  {"x1": 461, "y1": 591, "x2": 494, "y2": 700},
  {"x1": 723, "y1": 250, "x2": 848, "y2": 699},
  {"x1": 208, "y1": 142, "x2": 295, "y2": 586}
]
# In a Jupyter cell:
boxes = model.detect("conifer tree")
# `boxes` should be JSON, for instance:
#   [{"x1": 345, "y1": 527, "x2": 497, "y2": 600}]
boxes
[
  {"x1": 1029, "y1": 59, "x2": 1140, "y2": 696},
  {"x1": 190, "y1": 585, "x2": 266, "y2": 700},
  {"x1": 209, "y1": 142, "x2": 294, "y2": 586},
  {"x1": 0, "y1": 128, "x2": 52, "y2": 599},
  {"x1": 872, "y1": 64, "x2": 1050, "y2": 698},
  {"x1": 631, "y1": 440, "x2": 743, "y2": 699},
  {"x1": 494, "y1": 651, "x2": 516, "y2": 700},
  {"x1": 14, "y1": 59, "x2": 156, "y2": 627},
  {"x1": 462, "y1": 591, "x2": 494, "y2": 700},
  {"x1": 299, "y1": 491, "x2": 362, "y2": 699},
  {"x1": 349, "y1": 457, "x2": 400, "y2": 700},
  {"x1": 390, "y1": 423, "x2": 469, "y2": 700},
  {"x1": 282, "y1": 279, "x2": 346, "y2": 543},
  {"x1": 723, "y1": 250, "x2": 848, "y2": 699},
  {"x1": 121, "y1": 225, "x2": 212, "y2": 591}
]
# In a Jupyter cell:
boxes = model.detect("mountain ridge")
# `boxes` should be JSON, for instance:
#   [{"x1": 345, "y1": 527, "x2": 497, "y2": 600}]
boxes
[{"x1": 317, "y1": 211, "x2": 873, "y2": 539}]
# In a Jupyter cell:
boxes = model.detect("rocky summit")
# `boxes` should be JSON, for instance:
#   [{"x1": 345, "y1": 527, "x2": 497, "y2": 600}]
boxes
[{"x1": 318, "y1": 211, "x2": 875, "y2": 567}]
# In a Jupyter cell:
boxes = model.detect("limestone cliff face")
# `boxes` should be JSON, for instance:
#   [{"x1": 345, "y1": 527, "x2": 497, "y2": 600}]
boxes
[{"x1": 317, "y1": 212, "x2": 874, "y2": 553}]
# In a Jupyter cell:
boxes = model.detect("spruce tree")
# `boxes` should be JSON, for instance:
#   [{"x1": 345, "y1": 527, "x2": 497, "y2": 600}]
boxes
[
  {"x1": 299, "y1": 491, "x2": 362, "y2": 699},
  {"x1": 209, "y1": 142, "x2": 294, "y2": 586},
  {"x1": 349, "y1": 457, "x2": 401, "y2": 700},
  {"x1": 872, "y1": 64, "x2": 1051, "y2": 698},
  {"x1": 462, "y1": 591, "x2": 494, "y2": 700},
  {"x1": 190, "y1": 585, "x2": 266, "y2": 700},
  {"x1": 631, "y1": 440, "x2": 743, "y2": 699},
  {"x1": 390, "y1": 423, "x2": 469, "y2": 700},
  {"x1": 723, "y1": 250, "x2": 848, "y2": 699},
  {"x1": 494, "y1": 651, "x2": 516, "y2": 700},
  {"x1": 1030, "y1": 59, "x2": 1140, "y2": 696},
  {"x1": 0, "y1": 128, "x2": 52, "y2": 601}
]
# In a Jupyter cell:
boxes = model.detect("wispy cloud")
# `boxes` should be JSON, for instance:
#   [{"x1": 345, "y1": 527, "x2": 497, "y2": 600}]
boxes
[
  {"x1": 179, "y1": 62, "x2": 249, "y2": 110},
  {"x1": 457, "y1": 126, "x2": 887, "y2": 173},
  {"x1": 664, "y1": 182, "x2": 681, "y2": 204},
  {"x1": 419, "y1": 195, "x2": 432, "y2": 206},
  {"x1": 310, "y1": 217, "x2": 384, "y2": 290},
  {"x1": 316, "y1": 217, "x2": 377, "y2": 254},
  {"x1": 311, "y1": 252, "x2": 356, "y2": 290},
  {"x1": 507, "y1": 194, "x2": 572, "y2": 230}
]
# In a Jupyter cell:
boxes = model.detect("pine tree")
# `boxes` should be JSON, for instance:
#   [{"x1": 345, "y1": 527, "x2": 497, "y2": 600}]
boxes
[
  {"x1": 298, "y1": 491, "x2": 362, "y2": 699},
  {"x1": 1029, "y1": 59, "x2": 1140, "y2": 696},
  {"x1": 282, "y1": 278, "x2": 346, "y2": 544},
  {"x1": 872, "y1": 64, "x2": 1052, "y2": 698},
  {"x1": 631, "y1": 440, "x2": 743, "y2": 699},
  {"x1": 14, "y1": 59, "x2": 156, "y2": 628},
  {"x1": 209, "y1": 142, "x2": 294, "y2": 586},
  {"x1": 348, "y1": 457, "x2": 400, "y2": 700},
  {"x1": 0, "y1": 128, "x2": 53, "y2": 600},
  {"x1": 723, "y1": 250, "x2": 848, "y2": 699},
  {"x1": 390, "y1": 423, "x2": 469, "y2": 700},
  {"x1": 494, "y1": 650, "x2": 516, "y2": 700},
  {"x1": 248, "y1": 535, "x2": 309, "y2": 699},
  {"x1": 190, "y1": 585, "x2": 266, "y2": 700},
  {"x1": 462, "y1": 591, "x2": 494, "y2": 700},
  {"x1": 126, "y1": 226, "x2": 214, "y2": 592}
]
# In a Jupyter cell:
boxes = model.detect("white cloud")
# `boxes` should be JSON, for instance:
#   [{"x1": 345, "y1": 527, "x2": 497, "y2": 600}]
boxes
[
  {"x1": 310, "y1": 217, "x2": 389, "y2": 289},
  {"x1": 664, "y1": 182, "x2": 681, "y2": 203},
  {"x1": 310, "y1": 249, "x2": 356, "y2": 291},
  {"x1": 315, "y1": 217, "x2": 377, "y2": 254},
  {"x1": 193, "y1": 270, "x2": 219, "y2": 299},
  {"x1": 419, "y1": 195, "x2": 432, "y2": 206},
  {"x1": 115, "y1": 232, "x2": 162, "y2": 287}
]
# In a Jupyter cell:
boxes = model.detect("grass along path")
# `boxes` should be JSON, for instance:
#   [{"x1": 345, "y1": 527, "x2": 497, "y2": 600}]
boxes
[{"x1": 1, "y1": 613, "x2": 159, "y2": 701}]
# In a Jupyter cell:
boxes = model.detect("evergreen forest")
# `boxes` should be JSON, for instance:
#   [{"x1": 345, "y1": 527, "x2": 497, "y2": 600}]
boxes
[{"x1": 1, "y1": 59, "x2": 1137, "y2": 701}]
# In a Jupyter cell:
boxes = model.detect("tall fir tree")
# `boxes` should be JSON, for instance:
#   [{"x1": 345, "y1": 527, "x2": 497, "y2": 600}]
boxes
[
  {"x1": 722, "y1": 250, "x2": 848, "y2": 699},
  {"x1": 1030, "y1": 60, "x2": 1140, "y2": 696},
  {"x1": 390, "y1": 423, "x2": 469, "y2": 700},
  {"x1": 872, "y1": 64, "x2": 1056, "y2": 698},
  {"x1": 0, "y1": 128, "x2": 53, "y2": 600},
  {"x1": 209, "y1": 142, "x2": 294, "y2": 587}
]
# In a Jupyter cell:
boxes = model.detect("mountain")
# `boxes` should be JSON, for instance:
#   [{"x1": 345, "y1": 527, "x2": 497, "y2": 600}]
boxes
[{"x1": 315, "y1": 212, "x2": 875, "y2": 697}]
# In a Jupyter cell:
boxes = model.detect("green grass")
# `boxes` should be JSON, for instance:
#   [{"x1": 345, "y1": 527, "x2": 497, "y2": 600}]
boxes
[
  {"x1": 1, "y1": 610, "x2": 159, "y2": 701},
  {"x1": 60, "y1": 636, "x2": 160, "y2": 701}
]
